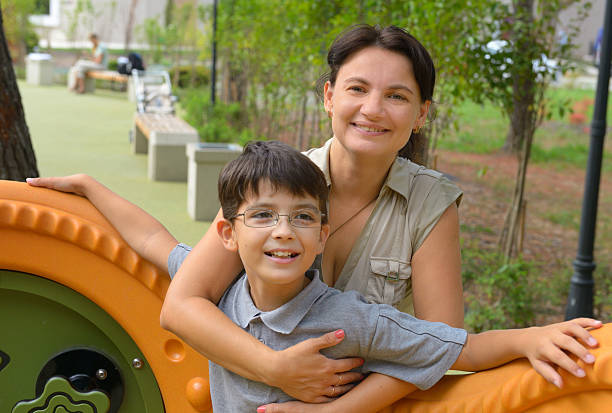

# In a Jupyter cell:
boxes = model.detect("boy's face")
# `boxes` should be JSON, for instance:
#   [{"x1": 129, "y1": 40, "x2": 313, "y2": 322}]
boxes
[{"x1": 218, "y1": 181, "x2": 329, "y2": 307}]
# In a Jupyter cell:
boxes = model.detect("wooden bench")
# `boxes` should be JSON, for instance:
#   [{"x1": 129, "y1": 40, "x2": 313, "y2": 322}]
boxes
[
  {"x1": 84, "y1": 70, "x2": 129, "y2": 93},
  {"x1": 131, "y1": 113, "x2": 199, "y2": 181}
]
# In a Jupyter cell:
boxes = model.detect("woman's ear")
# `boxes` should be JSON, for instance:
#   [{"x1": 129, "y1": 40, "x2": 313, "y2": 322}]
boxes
[
  {"x1": 417, "y1": 100, "x2": 432, "y2": 126},
  {"x1": 217, "y1": 219, "x2": 238, "y2": 252},
  {"x1": 323, "y1": 81, "x2": 333, "y2": 114}
]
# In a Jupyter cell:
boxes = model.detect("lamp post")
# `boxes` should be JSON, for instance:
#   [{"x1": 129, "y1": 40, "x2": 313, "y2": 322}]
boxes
[
  {"x1": 565, "y1": 0, "x2": 612, "y2": 319},
  {"x1": 211, "y1": 0, "x2": 218, "y2": 106}
]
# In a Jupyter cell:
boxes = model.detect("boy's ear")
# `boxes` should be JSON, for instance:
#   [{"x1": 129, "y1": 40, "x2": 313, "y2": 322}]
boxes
[
  {"x1": 317, "y1": 223, "x2": 330, "y2": 255},
  {"x1": 217, "y1": 219, "x2": 238, "y2": 252}
]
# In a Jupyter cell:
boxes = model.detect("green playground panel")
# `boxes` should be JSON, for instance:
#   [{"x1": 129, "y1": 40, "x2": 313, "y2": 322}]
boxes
[{"x1": 0, "y1": 270, "x2": 165, "y2": 412}]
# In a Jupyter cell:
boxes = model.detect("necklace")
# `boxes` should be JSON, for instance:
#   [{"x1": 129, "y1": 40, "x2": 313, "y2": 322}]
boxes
[{"x1": 328, "y1": 196, "x2": 377, "y2": 238}]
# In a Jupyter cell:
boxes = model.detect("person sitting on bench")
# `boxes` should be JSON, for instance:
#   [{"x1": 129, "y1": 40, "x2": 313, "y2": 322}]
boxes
[{"x1": 68, "y1": 33, "x2": 108, "y2": 94}]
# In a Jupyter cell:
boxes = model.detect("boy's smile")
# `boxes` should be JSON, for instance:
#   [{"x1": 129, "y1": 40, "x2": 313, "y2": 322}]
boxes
[{"x1": 218, "y1": 181, "x2": 329, "y2": 311}]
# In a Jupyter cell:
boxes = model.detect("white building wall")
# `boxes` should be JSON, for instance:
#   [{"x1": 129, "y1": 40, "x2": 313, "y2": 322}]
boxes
[{"x1": 30, "y1": 0, "x2": 210, "y2": 50}]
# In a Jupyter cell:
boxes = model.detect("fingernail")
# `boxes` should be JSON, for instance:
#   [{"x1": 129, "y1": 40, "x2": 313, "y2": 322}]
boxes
[
  {"x1": 25, "y1": 178, "x2": 33, "y2": 183},
  {"x1": 554, "y1": 378, "x2": 562, "y2": 388},
  {"x1": 576, "y1": 368, "x2": 586, "y2": 377},
  {"x1": 588, "y1": 337, "x2": 598, "y2": 346},
  {"x1": 257, "y1": 407, "x2": 266, "y2": 413},
  {"x1": 584, "y1": 354, "x2": 595, "y2": 363},
  {"x1": 335, "y1": 329, "x2": 344, "y2": 339}
]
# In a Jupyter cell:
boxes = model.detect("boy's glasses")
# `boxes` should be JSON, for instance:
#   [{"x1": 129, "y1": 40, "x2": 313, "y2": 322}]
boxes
[{"x1": 233, "y1": 207, "x2": 324, "y2": 228}]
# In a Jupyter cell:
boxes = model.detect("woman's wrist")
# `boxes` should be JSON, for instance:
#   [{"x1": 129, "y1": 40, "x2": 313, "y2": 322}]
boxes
[{"x1": 259, "y1": 347, "x2": 284, "y2": 387}]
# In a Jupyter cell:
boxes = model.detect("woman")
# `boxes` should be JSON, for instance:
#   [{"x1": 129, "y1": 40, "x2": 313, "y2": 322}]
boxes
[{"x1": 29, "y1": 25, "x2": 464, "y2": 412}]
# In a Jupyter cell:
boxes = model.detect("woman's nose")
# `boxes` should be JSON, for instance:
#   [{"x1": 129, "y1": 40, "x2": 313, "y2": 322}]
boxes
[{"x1": 360, "y1": 93, "x2": 384, "y2": 118}]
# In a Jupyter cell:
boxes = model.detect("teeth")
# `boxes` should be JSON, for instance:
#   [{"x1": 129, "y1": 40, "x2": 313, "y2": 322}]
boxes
[
  {"x1": 356, "y1": 125, "x2": 386, "y2": 132},
  {"x1": 269, "y1": 251, "x2": 294, "y2": 257}
]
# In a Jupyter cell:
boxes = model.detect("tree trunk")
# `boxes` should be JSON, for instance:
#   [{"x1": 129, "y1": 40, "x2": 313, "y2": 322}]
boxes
[
  {"x1": 0, "y1": 8, "x2": 38, "y2": 181},
  {"x1": 124, "y1": 0, "x2": 140, "y2": 52}
]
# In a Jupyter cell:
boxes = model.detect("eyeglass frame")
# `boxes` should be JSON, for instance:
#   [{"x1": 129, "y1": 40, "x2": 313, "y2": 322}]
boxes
[{"x1": 231, "y1": 207, "x2": 326, "y2": 228}]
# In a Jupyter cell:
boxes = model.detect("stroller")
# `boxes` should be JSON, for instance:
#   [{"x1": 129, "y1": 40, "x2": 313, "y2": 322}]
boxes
[{"x1": 131, "y1": 69, "x2": 177, "y2": 115}]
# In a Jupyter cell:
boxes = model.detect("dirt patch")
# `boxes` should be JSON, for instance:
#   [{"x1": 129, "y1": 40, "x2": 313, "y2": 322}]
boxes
[{"x1": 437, "y1": 149, "x2": 612, "y2": 322}]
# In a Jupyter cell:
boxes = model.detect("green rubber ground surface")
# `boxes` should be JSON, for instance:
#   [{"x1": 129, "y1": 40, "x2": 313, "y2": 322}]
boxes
[{"x1": 19, "y1": 81, "x2": 209, "y2": 247}]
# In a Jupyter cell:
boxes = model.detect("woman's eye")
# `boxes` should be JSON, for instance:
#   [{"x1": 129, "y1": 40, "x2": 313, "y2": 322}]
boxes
[
  {"x1": 389, "y1": 93, "x2": 407, "y2": 101},
  {"x1": 348, "y1": 85, "x2": 365, "y2": 93}
]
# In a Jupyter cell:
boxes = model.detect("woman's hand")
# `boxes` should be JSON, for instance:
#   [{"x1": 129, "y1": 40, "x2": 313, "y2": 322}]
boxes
[
  {"x1": 267, "y1": 330, "x2": 364, "y2": 403},
  {"x1": 521, "y1": 318, "x2": 602, "y2": 388},
  {"x1": 27, "y1": 174, "x2": 90, "y2": 196}
]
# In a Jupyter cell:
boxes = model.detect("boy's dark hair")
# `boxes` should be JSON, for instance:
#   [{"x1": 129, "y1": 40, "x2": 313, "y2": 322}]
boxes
[{"x1": 218, "y1": 141, "x2": 328, "y2": 224}]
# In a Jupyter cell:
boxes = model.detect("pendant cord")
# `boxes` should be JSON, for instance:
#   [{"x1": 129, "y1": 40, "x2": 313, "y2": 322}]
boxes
[{"x1": 328, "y1": 196, "x2": 377, "y2": 238}]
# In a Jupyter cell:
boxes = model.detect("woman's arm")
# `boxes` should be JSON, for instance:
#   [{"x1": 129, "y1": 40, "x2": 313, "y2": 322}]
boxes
[
  {"x1": 26, "y1": 175, "x2": 177, "y2": 270},
  {"x1": 411, "y1": 203, "x2": 464, "y2": 327}
]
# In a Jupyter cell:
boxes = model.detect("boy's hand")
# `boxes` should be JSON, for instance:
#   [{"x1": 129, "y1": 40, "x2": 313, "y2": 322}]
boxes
[
  {"x1": 27, "y1": 175, "x2": 90, "y2": 197},
  {"x1": 267, "y1": 330, "x2": 364, "y2": 403},
  {"x1": 521, "y1": 318, "x2": 601, "y2": 388}
]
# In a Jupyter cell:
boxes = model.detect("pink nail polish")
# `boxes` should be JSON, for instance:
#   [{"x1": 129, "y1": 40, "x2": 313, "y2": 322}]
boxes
[
  {"x1": 257, "y1": 407, "x2": 266, "y2": 413},
  {"x1": 335, "y1": 329, "x2": 344, "y2": 339}
]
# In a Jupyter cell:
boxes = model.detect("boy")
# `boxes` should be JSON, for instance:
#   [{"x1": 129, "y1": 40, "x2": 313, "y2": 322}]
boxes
[{"x1": 202, "y1": 141, "x2": 600, "y2": 412}]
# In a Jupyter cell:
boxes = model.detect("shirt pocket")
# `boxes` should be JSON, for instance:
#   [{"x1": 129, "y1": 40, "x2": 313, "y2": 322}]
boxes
[{"x1": 366, "y1": 257, "x2": 412, "y2": 306}]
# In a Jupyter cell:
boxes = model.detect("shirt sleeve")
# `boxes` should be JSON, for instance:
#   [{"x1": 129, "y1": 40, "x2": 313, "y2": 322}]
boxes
[
  {"x1": 411, "y1": 173, "x2": 463, "y2": 252},
  {"x1": 362, "y1": 306, "x2": 467, "y2": 390},
  {"x1": 167, "y1": 243, "x2": 192, "y2": 279}
]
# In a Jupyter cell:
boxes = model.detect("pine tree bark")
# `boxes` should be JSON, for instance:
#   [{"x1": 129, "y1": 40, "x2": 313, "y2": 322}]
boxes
[{"x1": 0, "y1": 8, "x2": 39, "y2": 181}]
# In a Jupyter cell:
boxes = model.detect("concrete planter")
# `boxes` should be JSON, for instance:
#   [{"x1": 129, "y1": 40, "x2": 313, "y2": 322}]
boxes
[
  {"x1": 26, "y1": 54, "x2": 54, "y2": 86},
  {"x1": 186, "y1": 142, "x2": 242, "y2": 221}
]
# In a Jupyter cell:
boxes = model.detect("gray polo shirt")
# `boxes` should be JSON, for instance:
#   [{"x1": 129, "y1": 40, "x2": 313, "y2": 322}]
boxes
[{"x1": 206, "y1": 269, "x2": 467, "y2": 412}]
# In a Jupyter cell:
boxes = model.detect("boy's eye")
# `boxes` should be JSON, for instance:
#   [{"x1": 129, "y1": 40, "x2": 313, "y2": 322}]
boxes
[
  {"x1": 291, "y1": 209, "x2": 320, "y2": 226},
  {"x1": 248, "y1": 209, "x2": 275, "y2": 220}
]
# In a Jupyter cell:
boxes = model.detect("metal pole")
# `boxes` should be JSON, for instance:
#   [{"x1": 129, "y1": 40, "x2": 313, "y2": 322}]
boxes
[
  {"x1": 565, "y1": 0, "x2": 612, "y2": 320},
  {"x1": 211, "y1": 0, "x2": 218, "y2": 106}
]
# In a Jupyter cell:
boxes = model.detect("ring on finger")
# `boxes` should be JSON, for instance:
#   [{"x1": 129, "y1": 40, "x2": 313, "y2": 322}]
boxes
[
  {"x1": 336, "y1": 374, "x2": 343, "y2": 386},
  {"x1": 331, "y1": 386, "x2": 336, "y2": 397}
]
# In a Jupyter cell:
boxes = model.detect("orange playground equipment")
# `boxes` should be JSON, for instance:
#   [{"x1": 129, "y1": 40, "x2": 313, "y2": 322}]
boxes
[{"x1": 1, "y1": 179, "x2": 611, "y2": 412}]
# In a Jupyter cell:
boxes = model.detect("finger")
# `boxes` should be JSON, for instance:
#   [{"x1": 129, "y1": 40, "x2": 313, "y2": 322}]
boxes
[
  {"x1": 25, "y1": 177, "x2": 44, "y2": 186},
  {"x1": 566, "y1": 320, "x2": 601, "y2": 347},
  {"x1": 329, "y1": 383, "x2": 355, "y2": 397},
  {"x1": 543, "y1": 344, "x2": 585, "y2": 378},
  {"x1": 553, "y1": 332, "x2": 595, "y2": 366},
  {"x1": 531, "y1": 359, "x2": 564, "y2": 388},
  {"x1": 336, "y1": 371, "x2": 364, "y2": 385},
  {"x1": 560, "y1": 323, "x2": 599, "y2": 356},
  {"x1": 327, "y1": 357, "x2": 365, "y2": 375},
  {"x1": 309, "y1": 330, "x2": 346, "y2": 351},
  {"x1": 570, "y1": 318, "x2": 603, "y2": 331}
]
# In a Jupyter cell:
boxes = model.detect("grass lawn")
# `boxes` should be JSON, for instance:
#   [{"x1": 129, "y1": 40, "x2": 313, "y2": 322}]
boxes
[{"x1": 19, "y1": 81, "x2": 210, "y2": 247}]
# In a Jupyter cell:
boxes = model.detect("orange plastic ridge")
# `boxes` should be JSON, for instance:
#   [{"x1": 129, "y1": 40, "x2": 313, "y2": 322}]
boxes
[
  {"x1": 0, "y1": 197, "x2": 168, "y2": 299},
  {"x1": 399, "y1": 324, "x2": 612, "y2": 412},
  {"x1": 0, "y1": 181, "x2": 211, "y2": 412}
]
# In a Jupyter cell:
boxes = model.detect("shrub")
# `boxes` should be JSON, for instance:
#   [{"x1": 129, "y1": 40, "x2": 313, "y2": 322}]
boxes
[
  {"x1": 462, "y1": 243, "x2": 547, "y2": 332},
  {"x1": 181, "y1": 89, "x2": 263, "y2": 145},
  {"x1": 171, "y1": 65, "x2": 210, "y2": 89}
]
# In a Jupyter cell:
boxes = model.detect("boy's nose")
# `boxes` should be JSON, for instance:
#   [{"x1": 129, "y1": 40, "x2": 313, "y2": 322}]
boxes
[{"x1": 271, "y1": 215, "x2": 295, "y2": 238}]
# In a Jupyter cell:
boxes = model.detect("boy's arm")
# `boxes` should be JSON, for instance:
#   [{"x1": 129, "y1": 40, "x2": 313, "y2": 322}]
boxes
[
  {"x1": 453, "y1": 318, "x2": 602, "y2": 388},
  {"x1": 258, "y1": 373, "x2": 417, "y2": 413},
  {"x1": 26, "y1": 175, "x2": 177, "y2": 271}
]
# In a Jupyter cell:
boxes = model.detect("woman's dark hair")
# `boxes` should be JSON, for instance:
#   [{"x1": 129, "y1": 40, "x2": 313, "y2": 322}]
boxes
[
  {"x1": 317, "y1": 24, "x2": 435, "y2": 164},
  {"x1": 218, "y1": 141, "x2": 329, "y2": 223}
]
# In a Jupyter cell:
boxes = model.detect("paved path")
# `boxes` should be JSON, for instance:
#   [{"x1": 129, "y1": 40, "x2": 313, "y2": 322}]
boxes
[{"x1": 19, "y1": 81, "x2": 209, "y2": 247}]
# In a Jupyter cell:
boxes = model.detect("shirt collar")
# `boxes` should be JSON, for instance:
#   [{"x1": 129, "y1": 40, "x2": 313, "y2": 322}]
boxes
[
  {"x1": 315, "y1": 137, "x2": 416, "y2": 201},
  {"x1": 234, "y1": 270, "x2": 329, "y2": 334}
]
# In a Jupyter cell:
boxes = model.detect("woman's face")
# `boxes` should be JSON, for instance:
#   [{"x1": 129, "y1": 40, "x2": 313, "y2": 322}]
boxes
[{"x1": 324, "y1": 46, "x2": 430, "y2": 160}]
